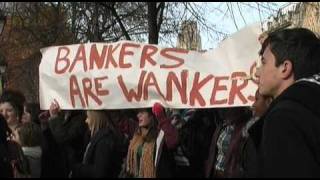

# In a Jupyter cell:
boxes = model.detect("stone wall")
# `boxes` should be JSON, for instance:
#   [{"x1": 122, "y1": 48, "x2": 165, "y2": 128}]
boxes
[
  {"x1": 176, "y1": 20, "x2": 202, "y2": 51},
  {"x1": 264, "y1": 2, "x2": 320, "y2": 35}
]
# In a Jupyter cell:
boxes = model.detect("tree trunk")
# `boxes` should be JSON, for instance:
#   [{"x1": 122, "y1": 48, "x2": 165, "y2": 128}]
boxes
[
  {"x1": 148, "y1": 2, "x2": 158, "y2": 44},
  {"x1": 71, "y1": 2, "x2": 77, "y2": 43},
  {"x1": 93, "y1": 2, "x2": 100, "y2": 42}
]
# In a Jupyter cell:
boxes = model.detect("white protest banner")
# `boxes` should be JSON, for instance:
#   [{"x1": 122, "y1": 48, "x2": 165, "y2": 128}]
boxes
[{"x1": 39, "y1": 23, "x2": 262, "y2": 110}]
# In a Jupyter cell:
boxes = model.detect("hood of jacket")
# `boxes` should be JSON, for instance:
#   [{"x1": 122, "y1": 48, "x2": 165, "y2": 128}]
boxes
[{"x1": 278, "y1": 73, "x2": 320, "y2": 118}]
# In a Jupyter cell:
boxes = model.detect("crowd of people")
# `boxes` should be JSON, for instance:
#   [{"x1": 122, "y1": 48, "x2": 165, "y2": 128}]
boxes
[{"x1": 1, "y1": 27, "x2": 320, "y2": 178}]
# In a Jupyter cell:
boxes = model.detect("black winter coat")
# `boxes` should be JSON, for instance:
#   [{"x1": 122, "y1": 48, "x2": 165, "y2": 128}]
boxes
[
  {"x1": 0, "y1": 143, "x2": 13, "y2": 178},
  {"x1": 249, "y1": 77, "x2": 320, "y2": 177},
  {"x1": 71, "y1": 129, "x2": 125, "y2": 178},
  {"x1": 40, "y1": 128, "x2": 67, "y2": 177},
  {"x1": 48, "y1": 111, "x2": 88, "y2": 175}
]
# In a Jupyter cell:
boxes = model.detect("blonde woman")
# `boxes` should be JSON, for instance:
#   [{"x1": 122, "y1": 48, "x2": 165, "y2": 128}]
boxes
[
  {"x1": 125, "y1": 103, "x2": 178, "y2": 178},
  {"x1": 71, "y1": 110, "x2": 124, "y2": 178}
]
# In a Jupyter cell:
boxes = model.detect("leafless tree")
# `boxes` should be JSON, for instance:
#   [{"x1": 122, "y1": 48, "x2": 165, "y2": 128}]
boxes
[{"x1": 0, "y1": 2, "x2": 290, "y2": 102}]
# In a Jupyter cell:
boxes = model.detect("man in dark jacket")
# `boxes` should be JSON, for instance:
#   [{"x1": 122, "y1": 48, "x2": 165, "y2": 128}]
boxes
[
  {"x1": 49, "y1": 110, "x2": 88, "y2": 176},
  {"x1": 40, "y1": 101, "x2": 88, "y2": 177},
  {"x1": 250, "y1": 28, "x2": 320, "y2": 177}
]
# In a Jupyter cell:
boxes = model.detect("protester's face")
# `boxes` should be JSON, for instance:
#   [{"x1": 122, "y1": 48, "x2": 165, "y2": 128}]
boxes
[
  {"x1": 137, "y1": 111, "x2": 152, "y2": 128},
  {"x1": 0, "y1": 102, "x2": 19, "y2": 126},
  {"x1": 256, "y1": 45, "x2": 282, "y2": 98},
  {"x1": 171, "y1": 115, "x2": 183, "y2": 129},
  {"x1": 252, "y1": 91, "x2": 271, "y2": 118},
  {"x1": 21, "y1": 106, "x2": 31, "y2": 124},
  {"x1": 171, "y1": 115, "x2": 179, "y2": 126}
]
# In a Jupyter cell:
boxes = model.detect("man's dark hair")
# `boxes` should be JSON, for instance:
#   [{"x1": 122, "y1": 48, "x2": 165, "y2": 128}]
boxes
[{"x1": 260, "y1": 28, "x2": 320, "y2": 80}]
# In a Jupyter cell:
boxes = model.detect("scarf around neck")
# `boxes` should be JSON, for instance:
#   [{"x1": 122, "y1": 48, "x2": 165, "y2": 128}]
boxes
[{"x1": 126, "y1": 133, "x2": 156, "y2": 178}]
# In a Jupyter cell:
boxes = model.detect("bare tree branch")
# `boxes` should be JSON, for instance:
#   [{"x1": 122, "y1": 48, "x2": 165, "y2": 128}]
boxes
[
  {"x1": 237, "y1": 2, "x2": 247, "y2": 25},
  {"x1": 227, "y1": 2, "x2": 239, "y2": 30},
  {"x1": 99, "y1": 2, "x2": 132, "y2": 41}
]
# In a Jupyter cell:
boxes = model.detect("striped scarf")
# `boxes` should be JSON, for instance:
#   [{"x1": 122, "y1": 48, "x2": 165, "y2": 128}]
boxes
[{"x1": 126, "y1": 133, "x2": 156, "y2": 178}]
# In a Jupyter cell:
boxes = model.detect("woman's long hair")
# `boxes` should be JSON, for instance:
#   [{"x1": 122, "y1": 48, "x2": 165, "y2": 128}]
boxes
[
  {"x1": 135, "y1": 108, "x2": 158, "y2": 142},
  {"x1": 86, "y1": 110, "x2": 117, "y2": 137}
]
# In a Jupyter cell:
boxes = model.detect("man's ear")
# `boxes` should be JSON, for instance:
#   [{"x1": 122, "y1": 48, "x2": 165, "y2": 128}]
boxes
[{"x1": 280, "y1": 60, "x2": 294, "y2": 80}]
